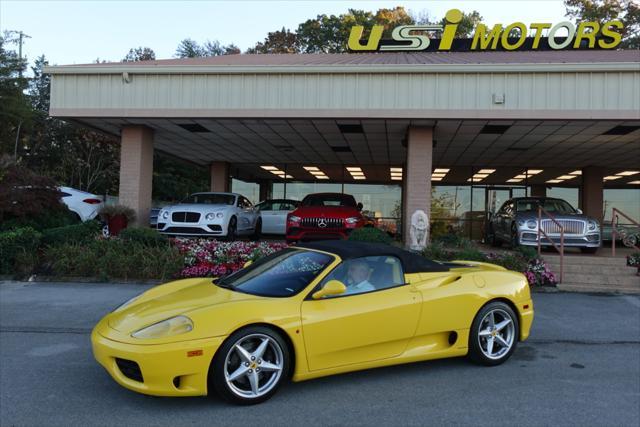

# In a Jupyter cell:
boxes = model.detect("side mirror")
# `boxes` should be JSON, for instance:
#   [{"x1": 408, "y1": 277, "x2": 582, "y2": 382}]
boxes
[
  {"x1": 357, "y1": 202, "x2": 363, "y2": 212},
  {"x1": 312, "y1": 280, "x2": 347, "y2": 300},
  {"x1": 243, "y1": 260, "x2": 253, "y2": 268},
  {"x1": 576, "y1": 208, "x2": 583, "y2": 214}
]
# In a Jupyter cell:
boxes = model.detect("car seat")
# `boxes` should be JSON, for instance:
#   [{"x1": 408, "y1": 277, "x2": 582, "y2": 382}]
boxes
[{"x1": 369, "y1": 262, "x2": 395, "y2": 290}]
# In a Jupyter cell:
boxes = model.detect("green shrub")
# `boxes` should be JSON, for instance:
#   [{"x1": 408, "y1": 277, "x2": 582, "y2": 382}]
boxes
[
  {"x1": 41, "y1": 220, "x2": 102, "y2": 246},
  {"x1": 0, "y1": 227, "x2": 42, "y2": 275},
  {"x1": 118, "y1": 227, "x2": 168, "y2": 247},
  {"x1": 453, "y1": 247, "x2": 488, "y2": 262},
  {"x1": 489, "y1": 253, "x2": 528, "y2": 271},
  {"x1": 348, "y1": 227, "x2": 392, "y2": 245},
  {"x1": 44, "y1": 239, "x2": 183, "y2": 281},
  {"x1": 0, "y1": 208, "x2": 80, "y2": 232},
  {"x1": 515, "y1": 245, "x2": 539, "y2": 261},
  {"x1": 423, "y1": 242, "x2": 453, "y2": 261}
]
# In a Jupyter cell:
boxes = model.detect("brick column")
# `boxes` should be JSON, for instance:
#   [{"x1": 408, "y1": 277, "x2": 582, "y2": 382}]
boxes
[
  {"x1": 530, "y1": 185, "x2": 546, "y2": 197},
  {"x1": 403, "y1": 126, "x2": 433, "y2": 249},
  {"x1": 581, "y1": 166, "x2": 604, "y2": 223},
  {"x1": 119, "y1": 126, "x2": 154, "y2": 227},
  {"x1": 210, "y1": 162, "x2": 230, "y2": 192}
]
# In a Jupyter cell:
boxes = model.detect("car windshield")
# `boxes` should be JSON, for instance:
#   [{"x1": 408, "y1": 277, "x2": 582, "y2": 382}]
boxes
[
  {"x1": 215, "y1": 248, "x2": 334, "y2": 297},
  {"x1": 181, "y1": 194, "x2": 235, "y2": 205},
  {"x1": 302, "y1": 194, "x2": 356, "y2": 207},
  {"x1": 516, "y1": 199, "x2": 576, "y2": 215}
]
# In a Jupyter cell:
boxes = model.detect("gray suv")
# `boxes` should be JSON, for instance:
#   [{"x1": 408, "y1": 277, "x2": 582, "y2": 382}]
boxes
[{"x1": 487, "y1": 197, "x2": 601, "y2": 253}]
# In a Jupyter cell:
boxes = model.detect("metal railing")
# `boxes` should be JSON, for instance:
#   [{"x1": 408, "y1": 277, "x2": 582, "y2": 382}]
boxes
[
  {"x1": 537, "y1": 206, "x2": 564, "y2": 283},
  {"x1": 611, "y1": 208, "x2": 640, "y2": 256}
]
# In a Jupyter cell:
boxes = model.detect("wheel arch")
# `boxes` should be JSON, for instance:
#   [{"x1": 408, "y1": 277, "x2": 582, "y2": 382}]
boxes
[
  {"x1": 208, "y1": 322, "x2": 296, "y2": 389},
  {"x1": 476, "y1": 297, "x2": 521, "y2": 339}
]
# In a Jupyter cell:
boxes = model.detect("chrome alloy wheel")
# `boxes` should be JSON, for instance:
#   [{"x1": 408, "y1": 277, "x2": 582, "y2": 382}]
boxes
[
  {"x1": 224, "y1": 333, "x2": 284, "y2": 399},
  {"x1": 477, "y1": 308, "x2": 515, "y2": 360}
]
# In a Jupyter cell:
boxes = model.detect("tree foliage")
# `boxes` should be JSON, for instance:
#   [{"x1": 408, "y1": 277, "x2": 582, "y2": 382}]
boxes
[
  {"x1": 175, "y1": 38, "x2": 240, "y2": 57},
  {"x1": 246, "y1": 27, "x2": 299, "y2": 54},
  {"x1": 565, "y1": 0, "x2": 640, "y2": 48},
  {"x1": 123, "y1": 46, "x2": 156, "y2": 62},
  {"x1": 0, "y1": 31, "x2": 32, "y2": 158}
]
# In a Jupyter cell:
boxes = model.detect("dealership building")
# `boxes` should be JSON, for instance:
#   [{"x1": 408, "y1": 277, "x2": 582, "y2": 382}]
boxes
[{"x1": 45, "y1": 49, "x2": 640, "y2": 242}]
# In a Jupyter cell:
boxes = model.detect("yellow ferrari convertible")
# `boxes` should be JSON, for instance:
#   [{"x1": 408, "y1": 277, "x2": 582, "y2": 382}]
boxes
[{"x1": 92, "y1": 240, "x2": 534, "y2": 405}]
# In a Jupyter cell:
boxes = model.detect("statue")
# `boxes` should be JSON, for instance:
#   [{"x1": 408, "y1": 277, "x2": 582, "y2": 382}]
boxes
[{"x1": 409, "y1": 209, "x2": 429, "y2": 251}]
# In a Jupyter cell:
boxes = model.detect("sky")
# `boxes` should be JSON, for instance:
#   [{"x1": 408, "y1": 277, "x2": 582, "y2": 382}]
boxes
[{"x1": 1, "y1": 0, "x2": 568, "y2": 67}]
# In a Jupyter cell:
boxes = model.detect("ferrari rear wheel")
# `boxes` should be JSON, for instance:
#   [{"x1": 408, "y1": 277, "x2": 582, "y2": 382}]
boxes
[
  {"x1": 468, "y1": 301, "x2": 519, "y2": 366},
  {"x1": 211, "y1": 326, "x2": 289, "y2": 405}
]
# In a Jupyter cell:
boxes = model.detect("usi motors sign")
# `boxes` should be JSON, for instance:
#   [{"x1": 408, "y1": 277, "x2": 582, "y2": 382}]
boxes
[{"x1": 348, "y1": 9, "x2": 624, "y2": 52}]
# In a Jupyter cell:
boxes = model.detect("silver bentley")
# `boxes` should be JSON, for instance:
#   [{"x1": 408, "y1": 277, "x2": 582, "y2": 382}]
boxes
[
  {"x1": 156, "y1": 192, "x2": 260, "y2": 239},
  {"x1": 487, "y1": 197, "x2": 601, "y2": 253}
]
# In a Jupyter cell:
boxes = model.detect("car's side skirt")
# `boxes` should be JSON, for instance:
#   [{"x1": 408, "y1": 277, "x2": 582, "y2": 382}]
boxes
[{"x1": 292, "y1": 329, "x2": 469, "y2": 382}]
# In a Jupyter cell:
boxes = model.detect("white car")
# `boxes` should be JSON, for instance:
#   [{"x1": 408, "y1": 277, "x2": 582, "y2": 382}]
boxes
[
  {"x1": 157, "y1": 192, "x2": 260, "y2": 239},
  {"x1": 59, "y1": 186, "x2": 104, "y2": 222},
  {"x1": 255, "y1": 199, "x2": 299, "y2": 234}
]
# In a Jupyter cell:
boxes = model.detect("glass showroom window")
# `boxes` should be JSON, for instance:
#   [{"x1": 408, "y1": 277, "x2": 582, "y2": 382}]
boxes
[
  {"x1": 231, "y1": 179, "x2": 260, "y2": 204},
  {"x1": 548, "y1": 187, "x2": 579, "y2": 209},
  {"x1": 603, "y1": 189, "x2": 640, "y2": 223}
]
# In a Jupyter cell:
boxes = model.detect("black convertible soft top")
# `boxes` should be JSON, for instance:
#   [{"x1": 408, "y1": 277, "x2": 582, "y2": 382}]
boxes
[{"x1": 296, "y1": 240, "x2": 449, "y2": 273}]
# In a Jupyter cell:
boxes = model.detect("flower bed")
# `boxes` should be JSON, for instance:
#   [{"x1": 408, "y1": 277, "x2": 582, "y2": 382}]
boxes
[
  {"x1": 523, "y1": 258, "x2": 558, "y2": 287},
  {"x1": 173, "y1": 239, "x2": 288, "y2": 278}
]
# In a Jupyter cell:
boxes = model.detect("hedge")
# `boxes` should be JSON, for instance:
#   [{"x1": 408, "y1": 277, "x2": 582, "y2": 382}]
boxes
[
  {"x1": 0, "y1": 227, "x2": 42, "y2": 275},
  {"x1": 41, "y1": 220, "x2": 102, "y2": 246},
  {"x1": 118, "y1": 227, "x2": 169, "y2": 247},
  {"x1": 348, "y1": 227, "x2": 392, "y2": 245}
]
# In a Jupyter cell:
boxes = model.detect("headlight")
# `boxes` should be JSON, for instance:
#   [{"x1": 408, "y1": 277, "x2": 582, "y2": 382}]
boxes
[
  {"x1": 588, "y1": 220, "x2": 599, "y2": 231},
  {"x1": 216, "y1": 212, "x2": 224, "y2": 218},
  {"x1": 205, "y1": 212, "x2": 215, "y2": 221},
  {"x1": 289, "y1": 215, "x2": 301, "y2": 223},
  {"x1": 112, "y1": 294, "x2": 141, "y2": 312},
  {"x1": 345, "y1": 216, "x2": 360, "y2": 224},
  {"x1": 526, "y1": 220, "x2": 537, "y2": 229},
  {"x1": 161, "y1": 210, "x2": 169, "y2": 219},
  {"x1": 517, "y1": 219, "x2": 525, "y2": 227},
  {"x1": 131, "y1": 315, "x2": 193, "y2": 339}
]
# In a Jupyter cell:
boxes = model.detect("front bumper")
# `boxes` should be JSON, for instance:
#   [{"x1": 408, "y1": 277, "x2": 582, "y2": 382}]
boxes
[
  {"x1": 518, "y1": 231, "x2": 601, "y2": 248},
  {"x1": 286, "y1": 227, "x2": 352, "y2": 242},
  {"x1": 91, "y1": 322, "x2": 223, "y2": 397},
  {"x1": 157, "y1": 221, "x2": 226, "y2": 237}
]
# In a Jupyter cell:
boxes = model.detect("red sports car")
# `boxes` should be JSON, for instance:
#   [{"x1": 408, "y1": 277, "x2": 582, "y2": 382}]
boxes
[{"x1": 286, "y1": 193, "x2": 365, "y2": 243}]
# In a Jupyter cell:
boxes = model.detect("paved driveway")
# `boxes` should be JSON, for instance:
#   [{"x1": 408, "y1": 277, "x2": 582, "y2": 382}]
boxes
[{"x1": 1, "y1": 281, "x2": 639, "y2": 426}]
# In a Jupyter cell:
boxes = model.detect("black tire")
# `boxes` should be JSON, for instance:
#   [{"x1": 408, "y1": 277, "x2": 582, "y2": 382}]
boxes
[
  {"x1": 468, "y1": 301, "x2": 519, "y2": 366},
  {"x1": 226, "y1": 217, "x2": 237, "y2": 241},
  {"x1": 210, "y1": 326, "x2": 290, "y2": 405},
  {"x1": 251, "y1": 219, "x2": 262, "y2": 241},
  {"x1": 489, "y1": 226, "x2": 501, "y2": 247},
  {"x1": 510, "y1": 224, "x2": 520, "y2": 248},
  {"x1": 580, "y1": 247, "x2": 598, "y2": 254}
]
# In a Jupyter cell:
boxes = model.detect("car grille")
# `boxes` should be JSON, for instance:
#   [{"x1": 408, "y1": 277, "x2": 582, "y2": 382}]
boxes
[
  {"x1": 172, "y1": 212, "x2": 200, "y2": 223},
  {"x1": 115, "y1": 358, "x2": 144, "y2": 382},
  {"x1": 301, "y1": 217, "x2": 344, "y2": 228},
  {"x1": 541, "y1": 219, "x2": 585, "y2": 235}
]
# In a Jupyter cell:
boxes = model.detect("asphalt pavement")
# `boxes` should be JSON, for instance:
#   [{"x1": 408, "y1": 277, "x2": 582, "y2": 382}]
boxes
[{"x1": 1, "y1": 281, "x2": 639, "y2": 426}]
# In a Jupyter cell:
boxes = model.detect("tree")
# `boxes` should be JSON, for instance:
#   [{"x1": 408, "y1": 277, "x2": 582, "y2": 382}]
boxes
[
  {"x1": 247, "y1": 27, "x2": 299, "y2": 53},
  {"x1": 123, "y1": 46, "x2": 156, "y2": 62},
  {"x1": 565, "y1": 0, "x2": 640, "y2": 48},
  {"x1": 0, "y1": 31, "x2": 32, "y2": 158},
  {"x1": 175, "y1": 38, "x2": 240, "y2": 57},
  {"x1": 203, "y1": 40, "x2": 240, "y2": 56}
]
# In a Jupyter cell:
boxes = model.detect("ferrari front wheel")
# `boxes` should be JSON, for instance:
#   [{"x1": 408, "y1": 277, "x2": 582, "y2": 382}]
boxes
[
  {"x1": 468, "y1": 301, "x2": 519, "y2": 366},
  {"x1": 211, "y1": 326, "x2": 289, "y2": 405}
]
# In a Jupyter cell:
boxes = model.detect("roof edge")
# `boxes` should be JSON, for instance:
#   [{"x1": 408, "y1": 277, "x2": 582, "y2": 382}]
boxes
[{"x1": 43, "y1": 62, "x2": 640, "y2": 75}]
